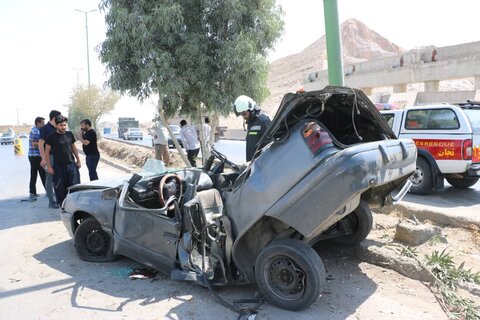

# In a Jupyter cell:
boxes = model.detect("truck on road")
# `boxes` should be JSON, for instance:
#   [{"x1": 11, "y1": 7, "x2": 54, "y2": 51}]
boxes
[
  {"x1": 381, "y1": 102, "x2": 480, "y2": 194},
  {"x1": 118, "y1": 117, "x2": 139, "y2": 139}
]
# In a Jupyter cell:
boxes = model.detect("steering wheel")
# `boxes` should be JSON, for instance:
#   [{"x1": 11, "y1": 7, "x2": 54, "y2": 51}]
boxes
[{"x1": 158, "y1": 174, "x2": 183, "y2": 210}]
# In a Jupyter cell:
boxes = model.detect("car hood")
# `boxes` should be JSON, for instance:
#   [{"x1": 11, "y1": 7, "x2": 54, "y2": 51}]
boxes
[{"x1": 68, "y1": 175, "x2": 130, "y2": 192}]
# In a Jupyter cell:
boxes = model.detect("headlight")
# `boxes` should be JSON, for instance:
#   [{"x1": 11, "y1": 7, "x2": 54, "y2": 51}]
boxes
[{"x1": 101, "y1": 188, "x2": 119, "y2": 200}]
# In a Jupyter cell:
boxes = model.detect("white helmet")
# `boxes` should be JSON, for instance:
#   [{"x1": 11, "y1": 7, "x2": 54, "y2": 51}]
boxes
[{"x1": 233, "y1": 95, "x2": 258, "y2": 117}]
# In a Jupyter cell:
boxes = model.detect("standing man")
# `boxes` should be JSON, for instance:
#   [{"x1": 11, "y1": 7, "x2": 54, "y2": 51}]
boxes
[
  {"x1": 39, "y1": 110, "x2": 61, "y2": 208},
  {"x1": 179, "y1": 119, "x2": 200, "y2": 167},
  {"x1": 148, "y1": 122, "x2": 170, "y2": 165},
  {"x1": 79, "y1": 119, "x2": 100, "y2": 180},
  {"x1": 28, "y1": 117, "x2": 46, "y2": 199},
  {"x1": 45, "y1": 115, "x2": 81, "y2": 206},
  {"x1": 233, "y1": 95, "x2": 271, "y2": 161},
  {"x1": 203, "y1": 116, "x2": 211, "y2": 152}
]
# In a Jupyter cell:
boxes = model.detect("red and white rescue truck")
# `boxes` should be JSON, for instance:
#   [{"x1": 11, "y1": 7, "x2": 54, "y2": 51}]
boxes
[{"x1": 381, "y1": 101, "x2": 480, "y2": 194}]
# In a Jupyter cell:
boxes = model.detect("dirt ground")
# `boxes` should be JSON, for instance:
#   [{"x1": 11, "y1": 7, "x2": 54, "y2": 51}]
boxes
[{"x1": 0, "y1": 197, "x2": 447, "y2": 320}]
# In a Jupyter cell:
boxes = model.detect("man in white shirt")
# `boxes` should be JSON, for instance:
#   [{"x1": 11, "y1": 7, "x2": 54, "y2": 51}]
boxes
[
  {"x1": 203, "y1": 116, "x2": 211, "y2": 151},
  {"x1": 148, "y1": 122, "x2": 169, "y2": 165},
  {"x1": 179, "y1": 119, "x2": 200, "y2": 167}
]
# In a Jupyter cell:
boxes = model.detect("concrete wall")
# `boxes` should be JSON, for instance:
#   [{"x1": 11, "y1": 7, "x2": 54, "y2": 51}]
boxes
[
  {"x1": 416, "y1": 91, "x2": 475, "y2": 104},
  {"x1": 305, "y1": 41, "x2": 480, "y2": 91}
]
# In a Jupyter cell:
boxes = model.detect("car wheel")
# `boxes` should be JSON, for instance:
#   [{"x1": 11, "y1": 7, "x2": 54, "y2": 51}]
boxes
[
  {"x1": 446, "y1": 177, "x2": 479, "y2": 189},
  {"x1": 255, "y1": 239, "x2": 325, "y2": 311},
  {"x1": 409, "y1": 157, "x2": 433, "y2": 195},
  {"x1": 328, "y1": 200, "x2": 373, "y2": 247},
  {"x1": 74, "y1": 217, "x2": 115, "y2": 262}
]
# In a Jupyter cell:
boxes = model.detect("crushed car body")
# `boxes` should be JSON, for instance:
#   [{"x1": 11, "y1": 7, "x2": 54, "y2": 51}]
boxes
[{"x1": 61, "y1": 86, "x2": 417, "y2": 311}]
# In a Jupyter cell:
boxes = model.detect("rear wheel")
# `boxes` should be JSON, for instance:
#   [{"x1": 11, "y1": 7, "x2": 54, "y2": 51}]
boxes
[
  {"x1": 446, "y1": 177, "x2": 479, "y2": 189},
  {"x1": 329, "y1": 200, "x2": 373, "y2": 247},
  {"x1": 409, "y1": 157, "x2": 433, "y2": 195},
  {"x1": 74, "y1": 217, "x2": 115, "y2": 262},
  {"x1": 255, "y1": 239, "x2": 325, "y2": 311}
]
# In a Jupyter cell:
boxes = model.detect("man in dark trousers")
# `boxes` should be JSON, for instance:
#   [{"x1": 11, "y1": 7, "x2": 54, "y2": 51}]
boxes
[
  {"x1": 45, "y1": 115, "x2": 81, "y2": 206},
  {"x1": 79, "y1": 119, "x2": 100, "y2": 180},
  {"x1": 39, "y1": 110, "x2": 61, "y2": 208},
  {"x1": 179, "y1": 119, "x2": 200, "y2": 167},
  {"x1": 28, "y1": 116, "x2": 46, "y2": 199},
  {"x1": 233, "y1": 95, "x2": 271, "y2": 161}
]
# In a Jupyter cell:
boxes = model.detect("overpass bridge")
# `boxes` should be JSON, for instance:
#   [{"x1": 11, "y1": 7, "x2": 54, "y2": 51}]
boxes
[{"x1": 304, "y1": 41, "x2": 480, "y2": 106}]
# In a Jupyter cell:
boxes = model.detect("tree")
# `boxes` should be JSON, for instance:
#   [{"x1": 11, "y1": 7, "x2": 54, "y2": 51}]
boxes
[
  {"x1": 99, "y1": 0, "x2": 284, "y2": 166},
  {"x1": 66, "y1": 85, "x2": 120, "y2": 133}
]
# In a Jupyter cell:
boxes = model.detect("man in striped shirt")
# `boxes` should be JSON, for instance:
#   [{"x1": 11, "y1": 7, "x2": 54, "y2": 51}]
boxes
[{"x1": 28, "y1": 117, "x2": 46, "y2": 199}]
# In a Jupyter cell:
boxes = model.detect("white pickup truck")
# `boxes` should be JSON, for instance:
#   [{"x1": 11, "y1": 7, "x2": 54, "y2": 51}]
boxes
[{"x1": 381, "y1": 101, "x2": 480, "y2": 194}]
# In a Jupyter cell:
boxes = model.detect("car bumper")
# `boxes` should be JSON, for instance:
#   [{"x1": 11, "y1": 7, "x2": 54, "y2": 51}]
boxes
[
  {"x1": 467, "y1": 164, "x2": 480, "y2": 177},
  {"x1": 60, "y1": 208, "x2": 74, "y2": 238}
]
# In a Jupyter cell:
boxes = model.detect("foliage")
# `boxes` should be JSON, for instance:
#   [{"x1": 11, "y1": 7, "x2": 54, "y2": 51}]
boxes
[
  {"x1": 400, "y1": 245, "x2": 418, "y2": 258},
  {"x1": 66, "y1": 85, "x2": 120, "y2": 133},
  {"x1": 99, "y1": 0, "x2": 284, "y2": 117},
  {"x1": 398, "y1": 245, "x2": 480, "y2": 319},
  {"x1": 423, "y1": 248, "x2": 480, "y2": 319}
]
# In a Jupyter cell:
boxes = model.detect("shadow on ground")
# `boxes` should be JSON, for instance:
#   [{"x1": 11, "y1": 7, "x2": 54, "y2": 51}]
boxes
[
  {"x1": 3, "y1": 240, "x2": 380, "y2": 319},
  {"x1": 0, "y1": 195, "x2": 60, "y2": 231}
]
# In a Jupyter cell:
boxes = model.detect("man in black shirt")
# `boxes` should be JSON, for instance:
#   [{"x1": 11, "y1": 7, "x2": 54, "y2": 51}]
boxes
[
  {"x1": 45, "y1": 115, "x2": 81, "y2": 205},
  {"x1": 79, "y1": 119, "x2": 100, "y2": 181},
  {"x1": 39, "y1": 110, "x2": 61, "y2": 208}
]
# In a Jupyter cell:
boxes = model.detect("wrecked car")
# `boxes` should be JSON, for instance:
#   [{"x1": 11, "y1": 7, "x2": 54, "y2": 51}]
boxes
[{"x1": 60, "y1": 86, "x2": 416, "y2": 311}]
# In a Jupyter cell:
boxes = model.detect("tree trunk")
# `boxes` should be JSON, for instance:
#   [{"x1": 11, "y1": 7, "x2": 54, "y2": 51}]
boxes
[
  {"x1": 211, "y1": 110, "x2": 220, "y2": 146},
  {"x1": 157, "y1": 91, "x2": 190, "y2": 167},
  {"x1": 197, "y1": 104, "x2": 208, "y2": 165}
]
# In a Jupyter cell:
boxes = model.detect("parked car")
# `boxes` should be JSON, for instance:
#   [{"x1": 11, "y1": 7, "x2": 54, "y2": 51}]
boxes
[
  {"x1": 381, "y1": 101, "x2": 480, "y2": 194},
  {"x1": 18, "y1": 132, "x2": 28, "y2": 138},
  {"x1": 60, "y1": 86, "x2": 416, "y2": 311},
  {"x1": 124, "y1": 127, "x2": 143, "y2": 140},
  {"x1": 0, "y1": 131, "x2": 15, "y2": 145}
]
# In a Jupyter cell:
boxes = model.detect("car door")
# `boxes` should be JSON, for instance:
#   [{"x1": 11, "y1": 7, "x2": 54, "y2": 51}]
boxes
[{"x1": 113, "y1": 183, "x2": 180, "y2": 272}]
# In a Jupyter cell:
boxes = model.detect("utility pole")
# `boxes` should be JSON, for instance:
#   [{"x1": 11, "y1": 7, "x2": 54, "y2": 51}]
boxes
[
  {"x1": 323, "y1": 0, "x2": 344, "y2": 86},
  {"x1": 16, "y1": 108, "x2": 19, "y2": 126},
  {"x1": 75, "y1": 9, "x2": 96, "y2": 88}
]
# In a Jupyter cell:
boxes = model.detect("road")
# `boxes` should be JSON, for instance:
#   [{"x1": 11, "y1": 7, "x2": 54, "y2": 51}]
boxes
[{"x1": 0, "y1": 140, "x2": 447, "y2": 319}]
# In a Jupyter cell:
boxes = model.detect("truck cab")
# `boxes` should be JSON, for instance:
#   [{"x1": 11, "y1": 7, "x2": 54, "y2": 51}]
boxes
[{"x1": 381, "y1": 103, "x2": 480, "y2": 194}]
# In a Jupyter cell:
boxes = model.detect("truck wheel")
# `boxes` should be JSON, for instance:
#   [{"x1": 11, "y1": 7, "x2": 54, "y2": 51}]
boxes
[
  {"x1": 329, "y1": 201, "x2": 373, "y2": 247},
  {"x1": 446, "y1": 177, "x2": 479, "y2": 189},
  {"x1": 255, "y1": 239, "x2": 325, "y2": 311},
  {"x1": 74, "y1": 217, "x2": 116, "y2": 262},
  {"x1": 409, "y1": 157, "x2": 433, "y2": 195}
]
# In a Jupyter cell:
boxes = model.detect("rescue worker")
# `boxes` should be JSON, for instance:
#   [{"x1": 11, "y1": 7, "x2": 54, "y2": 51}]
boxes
[{"x1": 233, "y1": 95, "x2": 271, "y2": 162}]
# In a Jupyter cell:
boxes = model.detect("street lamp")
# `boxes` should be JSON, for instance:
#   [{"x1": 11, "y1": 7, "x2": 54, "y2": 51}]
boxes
[{"x1": 75, "y1": 8, "x2": 97, "y2": 88}]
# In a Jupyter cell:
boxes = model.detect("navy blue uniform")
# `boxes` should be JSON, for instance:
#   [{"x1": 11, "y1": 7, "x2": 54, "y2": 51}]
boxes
[{"x1": 245, "y1": 113, "x2": 271, "y2": 161}]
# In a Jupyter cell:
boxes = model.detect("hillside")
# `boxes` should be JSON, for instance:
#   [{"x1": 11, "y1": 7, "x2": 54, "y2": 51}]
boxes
[{"x1": 221, "y1": 18, "x2": 404, "y2": 128}]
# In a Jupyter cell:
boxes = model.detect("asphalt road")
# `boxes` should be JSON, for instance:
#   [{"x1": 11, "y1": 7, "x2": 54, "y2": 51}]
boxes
[{"x1": 0, "y1": 139, "x2": 447, "y2": 319}]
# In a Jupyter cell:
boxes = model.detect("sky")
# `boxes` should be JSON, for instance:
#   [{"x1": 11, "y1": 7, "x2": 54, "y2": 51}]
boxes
[{"x1": 1, "y1": 0, "x2": 480, "y2": 126}]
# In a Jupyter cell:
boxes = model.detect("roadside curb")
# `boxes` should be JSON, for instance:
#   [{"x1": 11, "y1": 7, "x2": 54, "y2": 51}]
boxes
[
  {"x1": 375, "y1": 203, "x2": 480, "y2": 230},
  {"x1": 77, "y1": 149, "x2": 135, "y2": 174}
]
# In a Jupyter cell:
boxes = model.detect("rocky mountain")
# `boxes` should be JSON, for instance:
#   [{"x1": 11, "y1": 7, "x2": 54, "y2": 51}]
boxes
[{"x1": 264, "y1": 18, "x2": 403, "y2": 114}]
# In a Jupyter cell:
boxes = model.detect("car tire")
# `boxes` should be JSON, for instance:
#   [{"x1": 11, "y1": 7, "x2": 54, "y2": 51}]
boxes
[
  {"x1": 328, "y1": 200, "x2": 373, "y2": 247},
  {"x1": 255, "y1": 239, "x2": 325, "y2": 311},
  {"x1": 74, "y1": 217, "x2": 116, "y2": 262},
  {"x1": 409, "y1": 157, "x2": 433, "y2": 195},
  {"x1": 446, "y1": 177, "x2": 479, "y2": 189}
]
